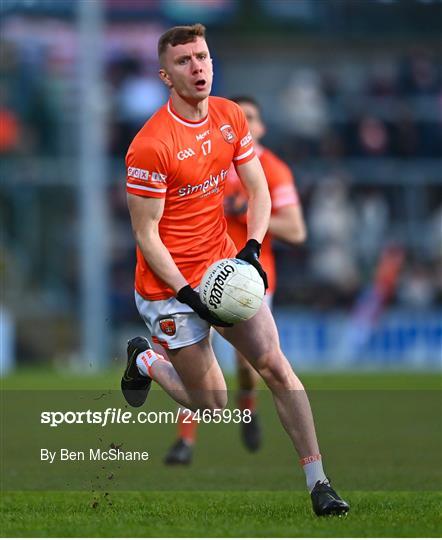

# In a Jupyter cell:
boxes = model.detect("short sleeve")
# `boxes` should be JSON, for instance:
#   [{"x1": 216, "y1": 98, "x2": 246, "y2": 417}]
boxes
[
  {"x1": 264, "y1": 155, "x2": 300, "y2": 210},
  {"x1": 230, "y1": 103, "x2": 256, "y2": 167},
  {"x1": 125, "y1": 137, "x2": 169, "y2": 199}
]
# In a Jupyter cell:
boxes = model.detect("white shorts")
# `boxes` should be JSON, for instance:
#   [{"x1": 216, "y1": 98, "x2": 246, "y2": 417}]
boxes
[
  {"x1": 135, "y1": 290, "x2": 274, "y2": 350},
  {"x1": 135, "y1": 289, "x2": 210, "y2": 350}
]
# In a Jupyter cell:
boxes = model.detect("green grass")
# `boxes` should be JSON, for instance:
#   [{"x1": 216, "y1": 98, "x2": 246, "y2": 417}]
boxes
[
  {"x1": 1, "y1": 369, "x2": 441, "y2": 537},
  {"x1": 2, "y1": 366, "x2": 440, "y2": 390},
  {"x1": 1, "y1": 491, "x2": 441, "y2": 537}
]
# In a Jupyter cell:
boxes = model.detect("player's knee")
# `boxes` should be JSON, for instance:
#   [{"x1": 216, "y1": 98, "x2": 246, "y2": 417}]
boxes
[
  {"x1": 194, "y1": 391, "x2": 228, "y2": 411},
  {"x1": 214, "y1": 392, "x2": 228, "y2": 410},
  {"x1": 208, "y1": 391, "x2": 228, "y2": 410},
  {"x1": 258, "y1": 350, "x2": 291, "y2": 388}
]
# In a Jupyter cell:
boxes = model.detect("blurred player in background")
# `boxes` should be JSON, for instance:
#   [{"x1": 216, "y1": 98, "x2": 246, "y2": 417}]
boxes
[
  {"x1": 164, "y1": 96, "x2": 307, "y2": 464},
  {"x1": 121, "y1": 23, "x2": 349, "y2": 516}
]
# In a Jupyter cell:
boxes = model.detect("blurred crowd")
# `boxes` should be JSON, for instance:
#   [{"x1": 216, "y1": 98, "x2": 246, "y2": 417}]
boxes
[
  {"x1": 1, "y1": 31, "x2": 441, "y2": 332},
  {"x1": 276, "y1": 46, "x2": 441, "y2": 162},
  {"x1": 1, "y1": 35, "x2": 440, "y2": 159}
]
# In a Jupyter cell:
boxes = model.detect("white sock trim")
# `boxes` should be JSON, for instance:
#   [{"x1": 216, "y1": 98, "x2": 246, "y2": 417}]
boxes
[
  {"x1": 302, "y1": 456, "x2": 328, "y2": 492},
  {"x1": 136, "y1": 349, "x2": 159, "y2": 378}
]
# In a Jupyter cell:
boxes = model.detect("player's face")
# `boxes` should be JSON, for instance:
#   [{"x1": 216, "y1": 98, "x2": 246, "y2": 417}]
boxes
[
  {"x1": 160, "y1": 37, "x2": 213, "y2": 102},
  {"x1": 238, "y1": 102, "x2": 266, "y2": 143}
]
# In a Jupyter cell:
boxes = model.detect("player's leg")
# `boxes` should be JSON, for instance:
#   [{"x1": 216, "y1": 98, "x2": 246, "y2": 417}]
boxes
[
  {"x1": 236, "y1": 352, "x2": 259, "y2": 400},
  {"x1": 151, "y1": 343, "x2": 199, "y2": 464},
  {"x1": 236, "y1": 352, "x2": 262, "y2": 451},
  {"x1": 164, "y1": 336, "x2": 229, "y2": 463},
  {"x1": 122, "y1": 335, "x2": 195, "y2": 408},
  {"x1": 218, "y1": 301, "x2": 319, "y2": 458},
  {"x1": 235, "y1": 293, "x2": 272, "y2": 451},
  {"x1": 130, "y1": 336, "x2": 226, "y2": 466},
  {"x1": 236, "y1": 352, "x2": 259, "y2": 391},
  {"x1": 216, "y1": 302, "x2": 350, "y2": 515},
  {"x1": 128, "y1": 336, "x2": 227, "y2": 411},
  {"x1": 164, "y1": 329, "x2": 230, "y2": 465},
  {"x1": 164, "y1": 337, "x2": 227, "y2": 409},
  {"x1": 123, "y1": 291, "x2": 227, "y2": 411}
]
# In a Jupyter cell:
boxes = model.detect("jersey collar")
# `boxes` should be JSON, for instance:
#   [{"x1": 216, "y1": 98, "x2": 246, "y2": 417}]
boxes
[{"x1": 167, "y1": 100, "x2": 209, "y2": 128}]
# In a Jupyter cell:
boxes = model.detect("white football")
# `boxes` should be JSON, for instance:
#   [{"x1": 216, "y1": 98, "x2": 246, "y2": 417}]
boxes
[{"x1": 199, "y1": 258, "x2": 265, "y2": 324}]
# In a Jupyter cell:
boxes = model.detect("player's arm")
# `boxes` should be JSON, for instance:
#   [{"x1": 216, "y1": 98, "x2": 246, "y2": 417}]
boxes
[
  {"x1": 234, "y1": 155, "x2": 271, "y2": 288},
  {"x1": 269, "y1": 204, "x2": 307, "y2": 244},
  {"x1": 127, "y1": 193, "x2": 187, "y2": 293},
  {"x1": 235, "y1": 155, "x2": 271, "y2": 243},
  {"x1": 265, "y1": 156, "x2": 307, "y2": 245},
  {"x1": 127, "y1": 193, "x2": 232, "y2": 327}
]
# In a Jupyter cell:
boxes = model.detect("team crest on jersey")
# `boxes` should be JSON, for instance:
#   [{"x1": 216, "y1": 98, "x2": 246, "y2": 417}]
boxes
[
  {"x1": 220, "y1": 124, "x2": 236, "y2": 144},
  {"x1": 159, "y1": 318, "x2": 176, "y2": 336}
]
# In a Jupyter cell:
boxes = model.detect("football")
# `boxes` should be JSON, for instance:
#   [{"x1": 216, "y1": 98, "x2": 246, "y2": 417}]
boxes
[{"x1": 199, "y1": 258, "x2": 265, "y2": 324}]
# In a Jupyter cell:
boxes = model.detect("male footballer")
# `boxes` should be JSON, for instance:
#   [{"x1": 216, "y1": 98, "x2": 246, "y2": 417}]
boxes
[
  {"x1": 122, "y1": 23, "x2": 349, "y2": 516},
  {"x1": 164, "y1": 95, "x2": 307, "y2": 464}
]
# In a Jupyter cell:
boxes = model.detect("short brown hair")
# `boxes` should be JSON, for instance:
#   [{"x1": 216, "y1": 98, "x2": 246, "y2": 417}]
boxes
[{"x1": 158, "y1": 24, "x2": 206, "y2": 62}]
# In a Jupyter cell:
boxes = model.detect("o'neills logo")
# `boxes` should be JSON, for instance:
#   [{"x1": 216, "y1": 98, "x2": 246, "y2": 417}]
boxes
[{"x1": 208, "y1": 264, "x2": 235, "y2": 308}]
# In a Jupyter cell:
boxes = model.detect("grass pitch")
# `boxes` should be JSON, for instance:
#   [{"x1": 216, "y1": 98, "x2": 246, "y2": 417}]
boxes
[
  {"x1": 1, "y1": 369, "x2": 441, "y2": 537},
  {"x1": 2, "y1": 490, "x2": 441, "y2": 537}
]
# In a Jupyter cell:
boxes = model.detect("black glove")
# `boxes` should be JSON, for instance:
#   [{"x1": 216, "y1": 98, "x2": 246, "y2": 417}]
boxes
[
  {"x1": 236, "y1": 239, "x2": 269, "y2": 290},
  {"x1": 176, "y1": 285, "x2": 233, "y2": 328}
]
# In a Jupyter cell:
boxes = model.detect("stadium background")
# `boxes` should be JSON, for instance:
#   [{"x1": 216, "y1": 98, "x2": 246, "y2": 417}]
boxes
[{"x1": 1, "y1": 0, "x2": 441, "y2": 375}]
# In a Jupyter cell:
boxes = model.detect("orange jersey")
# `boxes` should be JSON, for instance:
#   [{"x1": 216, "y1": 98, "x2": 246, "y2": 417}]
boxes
[
  {"x1": 126, "y1": 96, "x2": 255, "y2": 300},
  {"x1": 224, "y1": 146, "x2": 300, "y2": 293}
]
